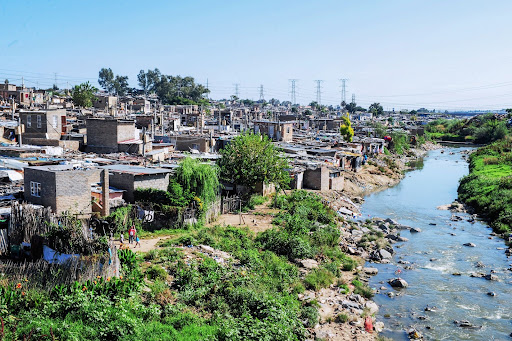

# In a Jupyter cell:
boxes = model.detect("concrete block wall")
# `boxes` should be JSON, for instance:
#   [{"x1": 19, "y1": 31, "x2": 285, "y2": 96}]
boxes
[
  {"x1": 329, "y1": 175, "x2": 344, "y2": 191},
  {"x1": 86, "y1": 119, "x2": 118, "y2": 151},
  {"x1": 117, "y1": 121, "x2": 136, "y2": 142},
  {"x1": 24, "y1": 168, "x2": 57, "y2": 210},
  {"x1": 55, "y1": 169, "x2": 98, "y2": 215},
  {"x1": 303, "y1": 166, "x2": 329, "y2": 191}
]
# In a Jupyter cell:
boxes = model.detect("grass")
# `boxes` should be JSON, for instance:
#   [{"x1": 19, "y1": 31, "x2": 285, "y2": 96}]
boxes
[{"x1": 458, "y1": 137, "x2": 512, "y2": 234}]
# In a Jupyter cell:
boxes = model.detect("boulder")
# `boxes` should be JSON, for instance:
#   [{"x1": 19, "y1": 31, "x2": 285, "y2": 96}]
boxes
[
  {"x1": 374, "y1": 321, "x2": 385, "y2": 332},
  {"x1": 397, "y1": 236, "x2": 409, "y2": 242},
  {"x1": 407, "y1": 328, "x2": 423, "y2": 339},
  {"x1": 487, "y1": 291, "x2": 496, "y2": 296},
  {"x1": 365, "y1": 301, "x2": 379, "y2": 314},
  {"x1": 363, "y1": 267, "x2": 379, "y2": 275},
  {"x1": 410, "y1": 227, "x2": 422, "y2": 233},
  {"x1": 463, "y1": 242, "x2": 476, "y2": 247},
  {"x1": 299, "y1": 259, "x2": 319, "y2": 269},
  {"x1": 379, "y1": 249, "x2": 393, "y2": 260},
  {"x1": 484, "y1": 274, "x2": 498, "y2": 281},
  {"x1": 341, "y1": 300, "x2": 361, "y2": 310},
  {"x1": 388, "y1": 278, "x2": 408, "y2": 288}
]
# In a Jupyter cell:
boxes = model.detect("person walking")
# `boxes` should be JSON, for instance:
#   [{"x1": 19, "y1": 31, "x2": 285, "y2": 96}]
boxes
[
  {"x1": 128, "y1": 225, "x2": 136, "y2": 244},
  {"x1": 120, "y1": 232, "x2": 124, "y2": 244},
  {"x1": 135, "y1": 235, "x2": 141, "y2": 248}
]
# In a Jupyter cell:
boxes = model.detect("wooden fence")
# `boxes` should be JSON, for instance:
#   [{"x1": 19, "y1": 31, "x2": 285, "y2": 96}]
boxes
[
  {"x1": 0, "y1": 245, "x2": 119, "y2": 291},
  {"x1": 221, "y1": 195, "x2": 241, "y2": 214}
]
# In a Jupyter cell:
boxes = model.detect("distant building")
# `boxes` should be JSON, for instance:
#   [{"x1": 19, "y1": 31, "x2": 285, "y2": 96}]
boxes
[
  {"x1": 253, "y1": 120, "x2": 293, "y2": 142},
  {"x1": 93, "y1": 95, "x2": 118, "y2": 112},
  {"x1": 20, "y1": 109, "x2": 67, "y2": 143},
  {"x1": 86, "y1": 118, "x2": 151, "y2": 154}
]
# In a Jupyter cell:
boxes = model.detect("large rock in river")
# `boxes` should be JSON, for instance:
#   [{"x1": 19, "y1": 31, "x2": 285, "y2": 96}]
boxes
[
  {"x1": 388, "y1": 278, "x2": 408, "y2": 288},
  {"x1": 379, "y1": 249, "x2": 393, "y2": 260}
]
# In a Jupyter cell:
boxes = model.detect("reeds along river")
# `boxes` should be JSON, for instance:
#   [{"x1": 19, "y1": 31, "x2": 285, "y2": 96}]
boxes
[{"x1": 361, "y1": 148, "x2": 512, "y2": 340}]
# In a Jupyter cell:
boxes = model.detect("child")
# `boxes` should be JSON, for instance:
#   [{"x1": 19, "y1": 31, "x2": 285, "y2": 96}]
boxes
[{"x1": 135, "y1": 235, "x2": 141, "y2": 248}]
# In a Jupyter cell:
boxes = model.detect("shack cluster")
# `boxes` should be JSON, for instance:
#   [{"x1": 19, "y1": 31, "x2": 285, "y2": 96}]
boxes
[{"x1": 0, "y1": 82, "x2": 442, "y2": 244}]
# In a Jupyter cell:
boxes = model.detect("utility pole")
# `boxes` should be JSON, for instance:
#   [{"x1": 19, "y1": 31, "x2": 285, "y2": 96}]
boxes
[
  {"x1": 314, "y1": 80, "x2": 323, "y2": 106},
  {"x1": 339, "y1": 78, "x2": 348, "y2": 104},
  {"x1": 259, "y1": 84, "x2": 264, "y2": 101},
  {"x1": 289, "y1": 79, "x2": 298, "y2": 105},
  {"x1": 54, "y1": 73, "x2": 57, "y2": 89}
]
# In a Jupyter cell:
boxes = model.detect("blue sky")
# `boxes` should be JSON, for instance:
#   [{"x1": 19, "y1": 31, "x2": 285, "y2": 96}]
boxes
[{"x1": 1, "y1": 0, "x2": 512, "y2": 110}]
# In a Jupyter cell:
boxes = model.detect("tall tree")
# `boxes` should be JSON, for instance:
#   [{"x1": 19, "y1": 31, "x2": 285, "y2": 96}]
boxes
[
  {"x1": 72, "y1": 82, "x2": 97, "y2": 108},
  {"x1": 113, "y1": 75, "x2": 129, "y2": 96},
  {"x1": 98, "y1": 68, "x2": 115, "y2": 93},
  {"x1": 218, "y1": 133, "x2": 290, "y2": 195},
  {"x1": 98, "y1": 68, "x2": 129, "y2": 96},
  {"x1": 369, "y1": 102, "x2": 384, "y2": 116}
]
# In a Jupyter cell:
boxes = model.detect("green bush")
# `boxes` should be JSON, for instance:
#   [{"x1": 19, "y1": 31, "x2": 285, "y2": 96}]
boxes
[
  {"x1": 146, "y1": 265, "x2": 168, "y2": 281},
  {"x1": 304, "y1": 268, "x2": 335, "y2": 291},
  {"x1": 336, "y1": 313, "x2": 349, "y2": 323}
]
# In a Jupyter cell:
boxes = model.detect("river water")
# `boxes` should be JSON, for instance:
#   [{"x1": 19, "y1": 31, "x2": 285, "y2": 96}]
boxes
[{"x1": 361, "y1": 148, "x2": 512, "y2": 340}]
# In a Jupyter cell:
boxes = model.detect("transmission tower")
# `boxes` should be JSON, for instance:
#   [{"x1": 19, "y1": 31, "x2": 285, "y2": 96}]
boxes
[
  {"x1": 259, "y1": 84, "x2": 264, "y2": 101},
  {"x1": 289, "y1": 79, "x2": 298, "y2": 105},
  {"x1": 314, "y1": 80, "x2": 323, "y2": 106},
  {"x1": 233, "y1": 83, "x2": 240, "y2": 98},
  {"x1": 351, "y1": 93, "x2": 356, "y2": 104},
  {"x1": 339, "y1": 78, "x2": 348, "y2": 104}
]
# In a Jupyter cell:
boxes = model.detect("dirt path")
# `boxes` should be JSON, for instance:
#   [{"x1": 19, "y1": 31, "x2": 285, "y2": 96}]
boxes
[{"x1": 115, "y1": 237, "x2": 170, "y2": 253}]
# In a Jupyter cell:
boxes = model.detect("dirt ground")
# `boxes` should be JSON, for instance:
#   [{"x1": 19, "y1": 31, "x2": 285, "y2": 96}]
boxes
[{"x1": 206, "y1": 205, "x2": 278, "y2": 233}]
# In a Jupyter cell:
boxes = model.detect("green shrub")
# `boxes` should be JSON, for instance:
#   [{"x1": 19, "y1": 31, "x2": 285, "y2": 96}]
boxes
[
  {"x1": 304, "y1": 268, "x2": 335, "y2": 291},
  {"x1": 336, "y1": 313, "x2": 349, "y2": 323},
  {"x1": 146, "y1": 265, "x2": 168, "y2": 281}
]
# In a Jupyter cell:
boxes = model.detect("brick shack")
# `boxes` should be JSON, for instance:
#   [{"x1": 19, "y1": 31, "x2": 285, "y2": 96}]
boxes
[
  {"x1": 253, "y1": 120, "x2": 293, "y2": 142},
  {"x1": 86, "y1": 118, "x2": 151, "y2": 154},
  {"x1": 24, "y1": 165, "x2": 102, "y2": 215},
  {"x1": 99, "y1": 165, "x2": 172, "y2": 203}
]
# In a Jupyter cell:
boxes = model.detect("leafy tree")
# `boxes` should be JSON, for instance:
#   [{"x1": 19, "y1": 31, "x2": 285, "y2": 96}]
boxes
[
  {"x1": 369, "y1": 102, "x2": 384, "y2": 116},
  {"x1": 137, "y1": 68, "x2": 161, "y2": 96},
  {"x1": 219, "y1": 133, "x2": 290, "y2": 194},
  {"x1": 339, "y1": 114, "x2": 354, "y2": 142},
  {"x1": 71, "y1": 82, "x2": 97, "y2": 108},
  {"x1": 113, "y1": 75, "x2": 129, "y2": 96},
  {"x1": 4, "y1": 79, "x2": 8, "y2": 84},
  {"x1": 175, "y1": 157, "x2": 219, "y2": 206},
  {"x1": 155, "y1": 75, "x2": 209, "y2": 105},
  {"x1": 345, "y1": 102, "x2": 357, "y2": 115},
  {"x1": 98, "y1": 68, "x2": 115, "y2": 93},
  {"x1": 409, "y1": 109, "x2": 418, "y2": 116},
  {"x1": 98, "y1": 68, "x2": 129, "y2": 96}
]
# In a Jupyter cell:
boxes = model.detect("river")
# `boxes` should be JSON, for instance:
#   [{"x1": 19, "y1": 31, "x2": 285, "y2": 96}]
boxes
[{"x1": 361, "y1": 148, "x2": 512, "y2": 340}]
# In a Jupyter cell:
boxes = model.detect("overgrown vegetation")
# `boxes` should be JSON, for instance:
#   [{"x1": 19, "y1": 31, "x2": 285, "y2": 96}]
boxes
[
  {"x1": 458, "y1": 137, "x2": 512, "y2": 234},
  {"x1": 0, "y1": 190, "x2": 363, "y2": 340},
  {"x1": 426, "y1": 113, "x2": 511, "y2": 144}
]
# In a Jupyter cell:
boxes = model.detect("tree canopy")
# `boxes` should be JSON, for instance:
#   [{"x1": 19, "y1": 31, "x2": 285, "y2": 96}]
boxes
[
  {"x1": 369, "y1": 103, "x2": 384, "y2": 116},
  {"x1": 339, "y1": 114, "x2": 354, "y2": 142},
  {"x1": 174, "y1": 157, "x2": 219, "y2": 206},
  {"x1": 98, "y1": 68, "x2": 129, "y2": 96},
  {"x1": 71, "y1": 82, "x2": 97, "y2": 108},
  {"x1": 137, "y1": 68, "x2": 209, "y2": 105},
  {"x1": 218, "y1": 133, "x2": 290, "y2": 193}
]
